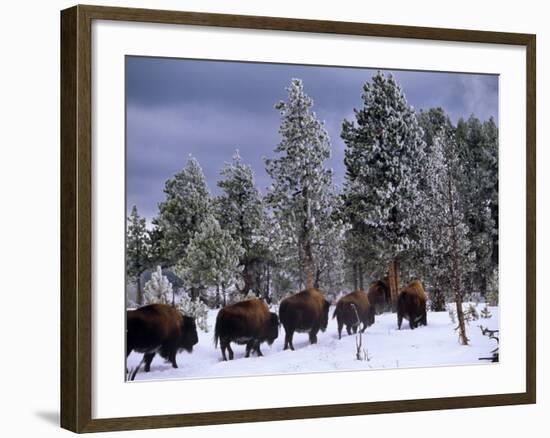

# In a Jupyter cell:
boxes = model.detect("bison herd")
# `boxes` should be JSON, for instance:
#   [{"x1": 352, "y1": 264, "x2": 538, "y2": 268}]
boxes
[{"x1": 126, "y1": 279, "x2": 428, "y2": 375}]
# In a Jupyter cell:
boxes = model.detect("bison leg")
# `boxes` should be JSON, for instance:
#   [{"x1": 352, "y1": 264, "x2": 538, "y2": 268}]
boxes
[
  {"x1": 220, "y1": 340, "x2": 228, "y2": 361},
  {"x1": 337, "y1": 321, "x2": 343, "y2": 339},
  {"x1": 245, "y1": 341, "x2": 254, "y2": 358},
  {"x1": 169, "y1": 350, "x2": 178, "y2": 369},
  {"x1": 346, "y1": 325, "x2": 352, "y2": 336},
  {"x1": 255, "y1": 341, "x2": 263, "y2": 357},
  {"x1": 284, "y1": 329, "x2": 295, "y2": 351},
  {"x1": 409, "y1": 315, "x2": 416, "y2": 330},
  {"x1": 227, "y1": 343, "x2": 234, "y2": 360},
  {"x1": 397, "y1": 314, "x2": 403, "y2": 330},
  {"x1": 126, "y1": 345, "x2": 132, "y2": 373},
  {"x1": 143, "y1": 352, "x2": 155, "y2": 372},
  {"x1": 421, "y1": 311, "x2": 427, "y2": 326},
  {"x1": 309, "y1": 327, "x2": 319, "y2": 344},
  {"x1": 352, "y1": 325, "x2": 358, "y2": 334}
]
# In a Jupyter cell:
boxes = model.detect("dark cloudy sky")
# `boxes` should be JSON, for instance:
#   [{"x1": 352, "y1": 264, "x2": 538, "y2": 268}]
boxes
[{"x1": 126, "y1": 56, "x2": 498, "y2": 223}]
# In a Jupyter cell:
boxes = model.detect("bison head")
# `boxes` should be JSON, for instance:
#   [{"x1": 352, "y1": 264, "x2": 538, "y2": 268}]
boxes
[
  {"x1": 179, "y1": 316, "x2": 199, "y2": 353},
  {"x1": 266, "y1": 312, "x2": 279, "y2": 345},
  {"x1": 320, "y1": 299, "x2": 330, "y2": 332}
]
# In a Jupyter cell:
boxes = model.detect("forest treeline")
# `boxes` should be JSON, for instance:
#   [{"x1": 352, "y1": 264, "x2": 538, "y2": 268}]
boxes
[{"x1": 127, "y1": 72, "x2": 498, "y2": 329}]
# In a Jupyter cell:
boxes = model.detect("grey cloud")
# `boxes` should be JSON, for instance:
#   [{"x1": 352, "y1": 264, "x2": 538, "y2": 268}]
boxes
[{"x1": 126, "y1": 57, "x2": 498, "y2": 222}]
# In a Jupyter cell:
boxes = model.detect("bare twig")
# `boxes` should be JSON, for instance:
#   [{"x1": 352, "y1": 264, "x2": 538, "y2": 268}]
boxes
[
  {"x1": 351, "y1": 304, "x2": 369, "y2": 361},
  {"x1": 478, "y1": 325, "x2": 499, "y2": 362}
]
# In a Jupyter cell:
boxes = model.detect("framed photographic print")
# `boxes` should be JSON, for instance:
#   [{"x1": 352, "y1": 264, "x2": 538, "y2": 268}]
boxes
[{"x1": 60, "y1": 4, "x2": 536, "y2": 433}]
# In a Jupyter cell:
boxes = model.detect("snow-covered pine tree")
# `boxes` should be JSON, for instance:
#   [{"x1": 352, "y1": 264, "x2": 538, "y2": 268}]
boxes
[
  {"x1": 147, "y1": 224, "x2": 170, "y2": 269},
  {"x1": 126, "y1": 205, "x2": 150, "y2": 306},
  {"x1": 425, "y1": 129, "x2": 473, "y2": 345},
  {"x1": 341, "y1": 72, "x2": 427, "y2": 310},
  {"x1": 265, "y1": 78, "x2": 334, "y2": 290},
  {"x1": 153, "y1": 156, "x2": 211, "y2": 268},
  {"x1": 143, "y1": 265, "x2": 173, "y2": 305},
  {"x1": 175, "y1": 215, "x2": 243, "y2": 306},
  {"x1": 341, "y1": 180, "x2": 385, "y2": 291},
  {"x1": 486, "y1": 269, "x2": 499, "y2": 306},
  {"x1": 465, "y1": 303, "x2": 479, "y2": 322},
  {"x1": 455, "y1": 116, "x2": 498, "y2": 298},
  {"x1": 480, "y1": 305, "x2": 492, "y2": 319},
  {"x1": 177, "y1": 293, "x2": 210, "y2": 332},
  {"x1": 260, "y1": 215, "x2": 293, "y2": 303},
  {"x1": 216, "y1": 151, "x2": 267, "y2": 297},
  {"x1": 312, "y1": 192, "x2": 346, "y2": 297},
  {"x1": 429, "y1": 288, "x2": 446, "y2": 312},
  {"x1": 416, "y1": 108, "x2": 455, "y2": 298}
]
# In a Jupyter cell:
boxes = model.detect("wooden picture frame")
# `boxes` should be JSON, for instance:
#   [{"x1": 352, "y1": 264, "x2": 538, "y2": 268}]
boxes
[{"x1": 60, "y1": 4, "x2": 536, "y2": 433}]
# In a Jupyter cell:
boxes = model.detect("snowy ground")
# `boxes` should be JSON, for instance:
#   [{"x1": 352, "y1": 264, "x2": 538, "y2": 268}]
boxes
[{"x1": 127, "y1": 305, "x2": 499, "y2": 382}]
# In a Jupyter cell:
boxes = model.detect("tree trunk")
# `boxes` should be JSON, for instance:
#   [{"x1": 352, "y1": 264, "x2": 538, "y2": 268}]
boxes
[
  {"x1": 480, "y1": 274, "x2": 488, "y2": 298},
  {"x1": 388, "y1": 259, "x2": 400, "y2": 312},
  {"x1": 447, "y1": 167, "x2": 468, "y2": 345},
  {"x1": 314, "y1": 268, "x2": 321, "y2": 289},
  {"x1": 265, "y1": 265, "x2": 271, "y2": 303},
  {"x1": 301, "y1": 185, "x2": 315, "y2": 290},
  {"x1": 353, "y1": 263, "x2": 358, "y2": 291},
  {"x1": 358, "y1": 263, "x2": 364, "y2": 291},
  {"x1": 136, "y1": 274, "x2": 143, "y2": 306},
  {"x1": 304, "y1": 240, "x2": 314, "y2": 289}
]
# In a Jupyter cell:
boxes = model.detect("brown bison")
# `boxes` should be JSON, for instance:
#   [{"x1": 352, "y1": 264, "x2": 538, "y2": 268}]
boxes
[
  {"x1": 367, "y1": 277, "x2": 391, "y2": 314},
  {"x1": 397, "y1": 280, "x2": 428, "y2": 330},
  {"x1": 214, "y1": 299, "x2": 279, "y2": 361},
  {"x1": 279, "y1": 288, "x2": 331, "y2": 351},
  {"x1": 333, "y1": 290, "x2": 375, "y2": 339},
  {"x1": 126, "y1": 304, "x2": 198, "y2": 372}
]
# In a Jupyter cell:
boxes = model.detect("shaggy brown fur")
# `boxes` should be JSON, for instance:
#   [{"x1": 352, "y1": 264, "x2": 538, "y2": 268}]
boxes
[
  {"x1": 279, "y1": 288, "x2": 330, "y2": 351},
  {"x1": 214, "y1": 299, "x2": 279, "y2": 361},
  {"x1": 333, "y1": 290, "x2": 375, "y2": 339},
  {"x1": 397, "y1": 280, "x2": 428, "y2": 330},
  {"x1": 367, "y1": 278, "x2": 391, "y2": 314},
  {"x1": 126, "y1": 304, "x2": 198, "y2": 372}
]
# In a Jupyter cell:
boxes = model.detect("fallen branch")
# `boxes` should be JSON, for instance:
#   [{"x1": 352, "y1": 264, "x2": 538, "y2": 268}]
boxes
[{"x1": 478, "y1": 325, "x2": 499, "y2": 362}]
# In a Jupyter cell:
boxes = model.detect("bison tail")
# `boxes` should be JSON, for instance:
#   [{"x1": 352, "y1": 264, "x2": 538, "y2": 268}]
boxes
[
  {"x1": 213, "y1": 315, "x2": 220, "y2": 349},
  {"x1": 278, "y1": 300, "x2": 288, "y2": 326},
  {"x1": 332, "y1": 300, "x2": 342, "y2": 319},
  {"x1": 213, "y1": 331, "x2": 219, "y2": 349}
]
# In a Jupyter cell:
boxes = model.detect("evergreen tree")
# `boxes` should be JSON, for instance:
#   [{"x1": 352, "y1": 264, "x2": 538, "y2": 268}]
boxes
[
  {"x1": 177, "y1": 294, "x2": 210, "y2": 332},
  {"x1": 417, "y1": 107, "x2": 453, "y2": 151},
  {"x1": 265, "y1": 78, "x2": 334, "y2": 290},
  {"x1": 143, "y1": 265, "x2": 173, "y2": 305},
  {"x1": 341, "y1": 72, "x2": 427, "y2": 309},
  {"x1": 416, "y1": 107, "x2": 455, "y2": 294},
  {"x1": 480, "y1": 305, "x2": 492, "y2": 319},
  {"x1": 341, "y1": 182, "x2": 384, "y2": 291},
  {"x1": 429, "y1": 288, "x2": 446, "y2": 312},
  {"x1": 455, "y1": 116, "x2": 498, "y2": 297},
  {"x1": 175, "y1": 215, "x2": 243, "y2": 304},
  {"x1": 312, "y1": 192, "x2": 346, "y2": 296},
  {"x1": 259, "y1": 214, "x2": 288, "y2": 303},
  {"x1": 126, "y1": 205, "x2": 150, "y2": 306},
  {"x1": 153, "y1": 156, "x2": 211, "y2": 267},
  {"x1": 216, "y1": 151, "x2": 267, "y2": 296},
  {"x1": 147, "y1": 225, "x2": 170, "y2": 269},
  {"x1": 425, "y1": 130, "x2": 472, "y2": 345}
]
